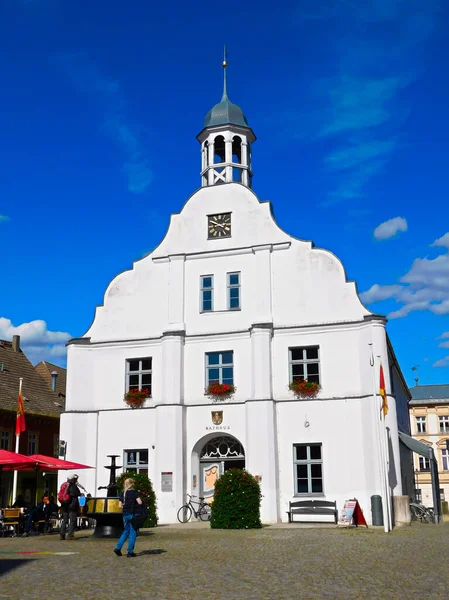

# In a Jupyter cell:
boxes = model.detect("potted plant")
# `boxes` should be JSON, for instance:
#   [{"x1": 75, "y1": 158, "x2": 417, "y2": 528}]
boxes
[
  {"x1": 205, "y1": 382, "x2": 236, "y2": 402},
  {"x1": 288, "y1": 379, "x2": 320, "y2": 399},
  {"x1": 124, "y1": 387, "x2": 150, "y2": 409}
]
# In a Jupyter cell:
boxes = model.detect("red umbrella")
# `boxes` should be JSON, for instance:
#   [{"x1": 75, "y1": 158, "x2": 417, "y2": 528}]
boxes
[
  {"x1": 0, "y1": 450, "x2": 37, "y2": 469},
  {"x1": 26, "y1": 454, "x2": 92, "y2": 471},
  {"x1": 3, "y1": 454, "x2": 92, "y2": 504}
]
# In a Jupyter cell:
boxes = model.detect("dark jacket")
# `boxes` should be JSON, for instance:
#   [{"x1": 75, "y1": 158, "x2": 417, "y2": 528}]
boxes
[{"x1": 62, "y1": 482, "x2": 81, "y2": 512}]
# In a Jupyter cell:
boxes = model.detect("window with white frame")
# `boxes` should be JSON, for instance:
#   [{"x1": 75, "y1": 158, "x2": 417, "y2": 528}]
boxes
[
  {"x1": 124, "y1": 449, "x2": 148, "y2": 474},
  {"x1": 28, "y1": 432, "x2": 38, "y2": 455},
  {"x1": 200, "y1": 275, "x2": 214, "y2": 312},
  {"x1": 419, "y1": 456, "x2": 430, "y2": 471},
  {"x1": 289, "y1": 347, "x2": 320, "y2": 384},
  {"x1": 227, "y1": 272, "x2": 241, "y2": 310},
  {"x1": 416, "y1": 416, "x2": 426, "y2": 434},
  {"x1": 415, "y1": 488, "x2": 422, "y2": 502},
  {"x1": 0, "y1": 430, "x2": 11, "y2": 451},
  {"x1": 126, "y1": 358, "x2": 152, "y2": 396},
  {"x1": 293, "y1": 443, "x2": 323, "y2": 495},
  {"x1": 206, "y1": 351, "x2": 234, "y2": 386},
  {"x1": 442, "y1": 448, "x2": 449, "y2": 471},
  {"x1": 439, "y1": 416, "x2": 449, "y2": 434},
  {"x1": 440, "y1": 489, "x2": 445, "y2": 501}
]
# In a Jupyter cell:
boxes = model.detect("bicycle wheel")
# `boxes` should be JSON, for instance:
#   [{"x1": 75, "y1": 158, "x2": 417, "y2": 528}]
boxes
[
  {"x1": 410, "y1": 505, "x2": 422, "y2": 521},
  {"x1": 198, "y1": 504, "x2": 211, "y2": 522},
  {"x1": 177, "y1": 505, "x2": 193, "y2": 523}
]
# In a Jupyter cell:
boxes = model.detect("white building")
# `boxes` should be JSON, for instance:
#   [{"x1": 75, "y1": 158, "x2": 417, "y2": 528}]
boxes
[{"x1": 61, "y1": 59, "x2": 414, "y2": 525}]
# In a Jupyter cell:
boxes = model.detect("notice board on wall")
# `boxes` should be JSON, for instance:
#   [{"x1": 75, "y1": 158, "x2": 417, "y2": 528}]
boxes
[{"x1": 161, "y1": 472, "x2": 173, "y2": 492}]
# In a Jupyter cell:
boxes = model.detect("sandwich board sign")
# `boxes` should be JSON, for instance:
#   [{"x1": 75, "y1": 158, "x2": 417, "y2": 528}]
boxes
[{"x1": 338, "y1": 499, "x2": 367, "y2": 527}]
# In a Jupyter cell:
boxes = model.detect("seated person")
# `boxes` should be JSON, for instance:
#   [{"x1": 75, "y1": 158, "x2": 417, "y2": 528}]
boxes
[
  {"x1": 22, "y1": 495, "x2": 49, "y2": 537},
  {"x1": 12, "y1": 494, "x2": 27, "y2": 508}
]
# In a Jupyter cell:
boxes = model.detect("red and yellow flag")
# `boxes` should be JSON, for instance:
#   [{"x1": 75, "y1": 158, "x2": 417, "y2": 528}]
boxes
[
  {"x1": 16, "y1": 390, "x2": 26, "y2": 435},
  {"x1": 379, "y1": 363, "x2": 388, "y2": 418}
]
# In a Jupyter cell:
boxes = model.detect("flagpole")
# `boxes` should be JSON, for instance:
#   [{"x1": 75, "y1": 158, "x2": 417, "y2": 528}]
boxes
[
  {"x1": 378, "y1": 363, "x2": 393, "y2": 532},
  {"x1": 369, "y1": 346, "x2": 390, "y2": 533},
  {"x1": 12, "y1": 377, "x2": 23, "y2": 504}
]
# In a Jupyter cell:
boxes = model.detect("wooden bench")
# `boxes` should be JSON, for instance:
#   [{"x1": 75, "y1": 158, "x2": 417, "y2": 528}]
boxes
[{"x1": 287, "y1": 500, "x2": 338, "y2": 524}]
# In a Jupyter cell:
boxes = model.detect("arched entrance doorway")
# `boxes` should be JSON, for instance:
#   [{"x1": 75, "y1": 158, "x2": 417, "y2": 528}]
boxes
[{"x1": 199, "y1": 436, "x2": 245, "y2": 502}]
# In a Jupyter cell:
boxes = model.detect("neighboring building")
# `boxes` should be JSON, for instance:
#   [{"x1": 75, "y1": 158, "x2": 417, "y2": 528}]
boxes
[
  {"x1": 34, "y1": 360, "x2": 67, "y2": 398},
  {"x1": 62, "y1": 61, "x2": 413, "y2": 524},
  {"x1": 0, "y1": 335, "x2": 65, "y2": 505},
  {"x1": 409, "y1": 384, "x2": 449, "y2": 506}
]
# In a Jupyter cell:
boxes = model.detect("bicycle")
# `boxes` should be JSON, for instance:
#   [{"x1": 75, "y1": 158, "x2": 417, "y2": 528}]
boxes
[
  {"x1": 409, "y1": 501, "x2": 434, "y2": 523},
  {"x1": 177, "y1": 494, "x2": 211, "y2": 523}
]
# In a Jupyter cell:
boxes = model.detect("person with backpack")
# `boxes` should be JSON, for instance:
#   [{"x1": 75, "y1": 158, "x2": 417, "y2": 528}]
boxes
[
  {"x1": 59, "y1": 474, "x2": 81, "y2": 540},
  {"x1": 113, "y1": 477, "x2": 145, "y2": 558}
]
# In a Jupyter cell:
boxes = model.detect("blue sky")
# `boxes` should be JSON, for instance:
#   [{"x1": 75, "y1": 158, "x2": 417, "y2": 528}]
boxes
[{"x1": 1, "y1": 0, "x2": 448, "y2": 386}]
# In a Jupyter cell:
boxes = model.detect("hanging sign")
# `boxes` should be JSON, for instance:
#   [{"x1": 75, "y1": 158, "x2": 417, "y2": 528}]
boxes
[
  {"x1": 161, "y1": 472, "x2": 173, "y2": 492},
  {"x1": 338, "y1": 499, "x2": 368, "y2": 527}
]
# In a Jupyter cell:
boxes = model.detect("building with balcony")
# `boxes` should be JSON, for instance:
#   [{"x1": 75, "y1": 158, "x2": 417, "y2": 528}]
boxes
[{"x1": 409, "y1": 384, "x2": 449, "y2": 506}]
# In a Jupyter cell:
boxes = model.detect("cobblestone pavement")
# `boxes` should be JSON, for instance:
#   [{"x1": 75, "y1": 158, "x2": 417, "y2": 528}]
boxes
[{"x1": 1, "y1": 522, "x2": 449, "y2": 600}]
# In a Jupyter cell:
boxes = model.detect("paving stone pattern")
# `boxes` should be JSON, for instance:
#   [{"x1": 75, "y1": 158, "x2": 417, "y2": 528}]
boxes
[{"x1": 1, "y1": 522, "x2": 449, "y2": 599}]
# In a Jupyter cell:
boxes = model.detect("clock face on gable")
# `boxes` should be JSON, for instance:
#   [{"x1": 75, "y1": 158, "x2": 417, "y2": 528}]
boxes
[{"x1": 208, "y1": 213, "x2": 231, "y2": 239}]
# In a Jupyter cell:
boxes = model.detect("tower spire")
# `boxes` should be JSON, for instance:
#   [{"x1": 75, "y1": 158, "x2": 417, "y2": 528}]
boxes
[{"x1": 222, "y1": 45, "x2": 228, "y2": 100}]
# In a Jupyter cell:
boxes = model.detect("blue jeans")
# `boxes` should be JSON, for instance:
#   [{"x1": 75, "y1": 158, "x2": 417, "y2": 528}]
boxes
[{"x1": 115, "y1": 514, "x2": 136, "y2": 553}]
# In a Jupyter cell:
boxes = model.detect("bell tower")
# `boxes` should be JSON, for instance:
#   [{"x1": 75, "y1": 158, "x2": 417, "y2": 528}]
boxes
[{"x1": 197, "y1": 48, "x2": 256, "y2": 188}]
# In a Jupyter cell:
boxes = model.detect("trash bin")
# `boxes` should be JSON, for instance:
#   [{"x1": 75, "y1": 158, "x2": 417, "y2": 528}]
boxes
[{"x1": 371, "y1": 495, "x2": 383, "y2": 526}]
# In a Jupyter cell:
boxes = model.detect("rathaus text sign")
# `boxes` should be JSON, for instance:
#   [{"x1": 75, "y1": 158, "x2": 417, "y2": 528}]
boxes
[{"x1": 206, "y1": 425, "x2": 231, "y2": 431}]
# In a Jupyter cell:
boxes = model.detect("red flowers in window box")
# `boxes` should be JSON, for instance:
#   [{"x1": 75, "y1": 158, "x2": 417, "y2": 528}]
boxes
[
  {"x1": 124, "y1": 388, "x2": 150, "y2": 408},
  {"x1": 205, "y1": 382, "x2": 236, "y2": 401},
  {"x1": 288, "y1": 379, "x2": 320, "y2": 399}
]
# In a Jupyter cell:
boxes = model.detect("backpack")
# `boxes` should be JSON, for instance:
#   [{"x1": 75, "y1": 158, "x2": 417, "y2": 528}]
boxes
[
  {"x1": 58, "y1": 482, "x2": 71, "y2": 504},
  {"x1": 131, "y1": 501, "x2": 148, "y2": 530}
]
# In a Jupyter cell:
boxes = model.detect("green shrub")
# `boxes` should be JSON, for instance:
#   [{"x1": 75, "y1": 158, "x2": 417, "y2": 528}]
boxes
[
  {"x1": 210, "y1": 468, "x2": 262, "y2": 529},
  {"x1": 116, "y1": 471, "x2": 158, "y2": 527}
]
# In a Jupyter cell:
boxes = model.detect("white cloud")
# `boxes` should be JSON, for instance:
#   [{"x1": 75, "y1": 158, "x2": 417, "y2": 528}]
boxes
[
  {"x1": 439, "y1": 341, "x2": 449, "y2": 349},
  {"x1": 360, "y1": 231, "x2": 449, "y2": 318},
  {"x1": 440, "y1": 332, "x2": 449, "y2": 339},
  {"x1": 0, "y1": 215, "x2": 10, "y2": 222},
  {"x1": 0, "y1": 317, "x2": 72, "y2": 365},
  {"x1": 432, "y1": 232, "x2": 449, "y2": 248},
  {"x1": 374, "y1": 217, "x2": 408, "y2": 240},
  {"x1": 359, "y1": 283, "x2": 402, "y2": 304},
  {"x1": 433, "y1": 356, "x2": 449, "y2": 368}
]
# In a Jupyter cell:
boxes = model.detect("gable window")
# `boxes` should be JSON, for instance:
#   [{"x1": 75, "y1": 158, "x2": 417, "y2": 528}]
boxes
[
  {"x1": 206, "y1": 351, "x2": 234, "y2": 386},
  {"x1": 124, "y1": 449, "x2": 148, "y2": 475},
  {"x1": 289, "y1": 347, "x2": 320, "y2": 385},
  {"x1": 227, "y1": 272, "x2": 241, "y2": 310},
  {"x1": 293, "y1": 443, "x2": 323, "y2": 495},
  {"x1": 0, "y1": 430, "x2": 11, "y2": 451},
  {"x1": 419, "y1": 456, "x2": 430, "y2": 471},
  {"x1": 200, "y1": 275, "x2": 214, "y2": 312},
  {"x1": 416, "y1": 416, "x2": 426, "y2": 434},
  {"x1": 439, "y1": 416, "x2": 449, "y2": 434},
  {"x1": 28, "y1": 432, "x2": 38, "y2": 455},
  {"x1": 126, "y1": 358, "x2": 152, "y2": 396},
  {"x1": 442, "y1": 449, "x2": 449, "y2": 471}
]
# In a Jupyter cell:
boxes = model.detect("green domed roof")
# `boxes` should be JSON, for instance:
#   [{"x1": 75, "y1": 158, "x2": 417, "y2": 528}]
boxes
[
  {"x1": 204, "y1": 93, "x2": 249, "y2": 128},
  {"x1": 203, "y1": 50, "x2": 249, "y2": 129}
]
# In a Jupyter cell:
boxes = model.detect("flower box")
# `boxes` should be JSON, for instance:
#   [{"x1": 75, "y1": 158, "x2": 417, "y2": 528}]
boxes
[
  {"x1": 288, "y1": 379, "x2": 320, "y2": 399},
  {"x1": 124, "y1": 388, "x2": 150, "y2": 409},
  {"x1": 205, "y1": 382, "x2": 236, "y2": 402}
]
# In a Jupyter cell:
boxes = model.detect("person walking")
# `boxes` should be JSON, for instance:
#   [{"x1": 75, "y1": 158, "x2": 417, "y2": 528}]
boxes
[
  {"x1": 113, "y1": 477, "x2": 143, "y2": 558},
  {"x1": 59, "y1": 474, "x2": 81, "y2": 540}
]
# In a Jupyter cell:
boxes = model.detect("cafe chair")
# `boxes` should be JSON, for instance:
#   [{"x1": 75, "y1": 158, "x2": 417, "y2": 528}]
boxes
[{"x1": 3, "y1": 509, "x2": 21, "y2": 537}]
